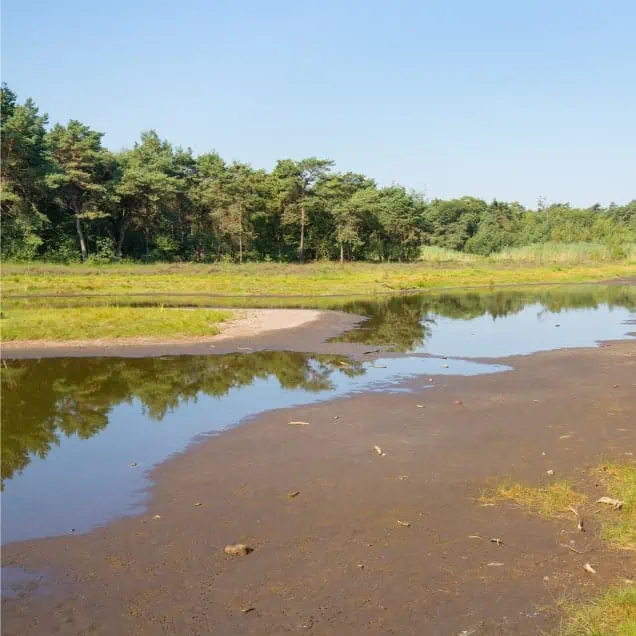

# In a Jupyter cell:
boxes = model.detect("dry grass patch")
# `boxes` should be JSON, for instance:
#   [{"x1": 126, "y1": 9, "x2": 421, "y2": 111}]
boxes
[{"x1": 480, "y1": 479, "x2": 587, "y2": 518}]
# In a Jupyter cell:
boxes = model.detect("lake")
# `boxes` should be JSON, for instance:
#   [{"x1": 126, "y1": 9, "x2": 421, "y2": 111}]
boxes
[{"x1": 2, "y1": 285, "x2": 634, "y2": 545}]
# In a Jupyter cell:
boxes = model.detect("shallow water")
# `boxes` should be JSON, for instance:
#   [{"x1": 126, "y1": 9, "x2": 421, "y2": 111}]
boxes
[
  {"x1": 1, "y1": 353, "x2": 507, "y2": 544},
  {"x1": 1, "y1": 286, "x2": 634, "y2": 545}
]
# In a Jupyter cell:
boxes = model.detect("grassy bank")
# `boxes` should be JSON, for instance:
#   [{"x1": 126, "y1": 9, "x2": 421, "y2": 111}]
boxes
[
  {"x1": 2, "y1": 307, "x2": 231, "y2": 343},
  {"x1": 3, "y1": 259, "x2": 635, "y2": 298},
  {"x1": 482, "y1": 461, "x2": 636, "y2": 634}
]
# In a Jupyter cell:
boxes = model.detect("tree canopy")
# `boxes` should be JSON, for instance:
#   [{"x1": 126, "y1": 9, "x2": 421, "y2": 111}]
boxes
[{"x1": 2, "y1": 84, "x2": 634, "y2": 263}]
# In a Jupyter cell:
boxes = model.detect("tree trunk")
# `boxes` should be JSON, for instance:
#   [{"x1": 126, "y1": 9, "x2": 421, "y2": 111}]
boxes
[
  {"x1": 299, "y1": 205, "x2": 305, "y2": 264},
  {"x1": 340, "y1": 242, "x2": 344, "y2": 264},
  {"x1": 239, "y1": 233, "x2": 243, "y2": 264},
  {"x1": 75, "y1": 215, "x2": 88, "y2": 262},
  {"x1": 144, "y1": 232, "x2": 150, "y2": 262},
  {"x1": 116, "y1": 219, "x2": 130, "y2": 258}
]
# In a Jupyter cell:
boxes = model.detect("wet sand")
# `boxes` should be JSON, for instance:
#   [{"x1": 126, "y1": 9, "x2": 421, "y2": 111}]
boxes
[{"x1": 2, "y1": 334, "x2": 635, "y2": 635}]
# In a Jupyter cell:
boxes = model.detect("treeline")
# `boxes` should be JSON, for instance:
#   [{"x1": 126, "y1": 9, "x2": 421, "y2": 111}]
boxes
[{"x1": 2, "y1": 84, "x2": 635, "y2": 263}]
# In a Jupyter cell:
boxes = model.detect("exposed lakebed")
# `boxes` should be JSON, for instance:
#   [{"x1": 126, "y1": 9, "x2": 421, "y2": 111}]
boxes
[{"x1": 1, "y1": 285, "x2": 634, "y2": 545}]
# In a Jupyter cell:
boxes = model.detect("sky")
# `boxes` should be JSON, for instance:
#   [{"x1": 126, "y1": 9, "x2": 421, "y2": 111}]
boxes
[{"x1": 2, "y1": 0, "x2": 635, "y2": 208}]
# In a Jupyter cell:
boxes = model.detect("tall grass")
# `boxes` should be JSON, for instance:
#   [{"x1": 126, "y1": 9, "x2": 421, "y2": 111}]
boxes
[
  {"x1": 418, "y1": 246, "x2": 482, "y2": 263},
  {"x1": 419, "y1": 243, "x2": 636, "y2": 265},
  {"x1": 491, "y1": 242, "x2": 636, "y2": 265}
]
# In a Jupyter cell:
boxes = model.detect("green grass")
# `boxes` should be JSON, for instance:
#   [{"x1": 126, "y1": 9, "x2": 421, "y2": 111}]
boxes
[
  {"x1": 595, "y1": 462, "x2": 636, "y2": 551},
  {"x1": 2, "y1": 260, "x2": 635, "y2": 297},
  {"x1": 491, "y1": 242, "x2": 636, "y2": 265},
  {"x1": 1, "y1": 307, "x2": 231, "y2": 342},
  {"x1": 558, "y1": 586, "x2": 636, "y2": 636},
  {"x1": 482, "y1": 464, "x2": 636, "y2": 634},
  {"x1": 419, "y1": 242, "x2": 636, "y2": 265},
  {"x1": 480, "y1": 480, "x2": 587, "y2": 517}
]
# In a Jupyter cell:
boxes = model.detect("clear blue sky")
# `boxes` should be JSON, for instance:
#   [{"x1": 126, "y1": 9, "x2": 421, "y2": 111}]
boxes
[{"x1": 3, "y1": 0, "x2": 635, "y2": 207}]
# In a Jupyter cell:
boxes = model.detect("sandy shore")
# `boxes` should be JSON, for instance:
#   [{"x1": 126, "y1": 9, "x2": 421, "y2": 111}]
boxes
[
  {"x1": 3, "y1": 337, "x2": 635, "y2": 635},
  {"x1": 211, "y1": 308, "x2": 322, "y2": 340},
  {"x1": 1, "y1": 308, "x2": 359, "y2": 359}
]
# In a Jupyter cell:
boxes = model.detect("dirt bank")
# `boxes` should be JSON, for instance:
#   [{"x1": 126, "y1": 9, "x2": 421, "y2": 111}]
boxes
[
  {"x1": 3, "y1": 338, "x2": 635, "y2": 635},
  {"x1": 1, "y1": 308, "x2": 366, "y2": 359}
]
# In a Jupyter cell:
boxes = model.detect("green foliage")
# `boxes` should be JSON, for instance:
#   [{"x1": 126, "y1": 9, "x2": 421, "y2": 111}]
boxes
[{"x1": 2, "y1": 84, "x2": 635, "y2": 264}]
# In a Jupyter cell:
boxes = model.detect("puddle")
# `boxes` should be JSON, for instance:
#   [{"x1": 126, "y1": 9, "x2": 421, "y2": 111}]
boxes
[
  {"x1": 2, "y1": 286, "x2": 633, "y2": 544},
  {"x1": 1, "y1": 353, "x2": 506, "y2": 544},
  {"x1": 418, "y1": 303, "x2": 633, "y2": 358},
  {"x1": 336, "y1": 286, "x2": 635, "y2": 354},
  {"x1": 1, "y1": 566, "x2": 48, "y2": 599}
]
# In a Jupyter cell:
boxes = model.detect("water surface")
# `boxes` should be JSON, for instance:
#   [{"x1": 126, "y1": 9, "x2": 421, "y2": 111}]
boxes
[
  {"x1": 2, "y1": 286, "x2": 634, "y2": 545},
  {"x1": 2, "y1": 352, "x2": 506, "y2": 544}
]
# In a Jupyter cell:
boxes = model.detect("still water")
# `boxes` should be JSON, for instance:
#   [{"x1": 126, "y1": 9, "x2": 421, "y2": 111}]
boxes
[{"x1": 2, "y1": 286, "x2": 634, "y2": 544}]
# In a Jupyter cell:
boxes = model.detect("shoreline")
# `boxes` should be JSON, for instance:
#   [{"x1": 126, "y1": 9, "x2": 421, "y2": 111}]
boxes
[
  {"x1": 1, "y1": 308, "x2": 367, "y2": 359},
  {"x1": 3, "y1": 277, "x2": 634, "y2": 359},
  {"x1": 3, "y1": 338, "x2": 634, "y2": 634},
  {"x1": 0, "y1": 308, "x2": 365, "y2": 360}
]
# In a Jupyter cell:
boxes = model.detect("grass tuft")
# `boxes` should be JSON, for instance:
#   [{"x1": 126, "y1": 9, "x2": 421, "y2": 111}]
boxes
[
  {"x1": 595, "y1": 462, "x2": 636, "y2": 550},
  {"x1": 558, "y1": 586, "x2": 636, "y2": 636},
  {"x1": 480, "y1": 479, "x2": 587, "y2": 518}
]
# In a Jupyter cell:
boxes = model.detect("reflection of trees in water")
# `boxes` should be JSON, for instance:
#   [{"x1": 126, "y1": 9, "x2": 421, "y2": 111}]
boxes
[
  {"x1": 336, "y1": 286, "x2": 635, "y2": 351},
  {"x1": 4, "y1": 286, "x2": 634, "y2": 485},
  {"x1": 1, "y1": 352, "x2": 363, "y2": 486}
]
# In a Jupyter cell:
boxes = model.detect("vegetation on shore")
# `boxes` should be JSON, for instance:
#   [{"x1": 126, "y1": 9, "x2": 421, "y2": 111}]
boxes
[
  {"x1": 1, "y1": 307, "x2": 231, "y2": 343},
  {"x1": 558, "y1": 586, "x2": 636, "y2": 635},
  {"x1": 3, "y1": 257, "x2": 635, "y2": 298},
  {"x1": 2, "y1": 84, "x2": 635, "y2": 265},
  {"x1": 3, "y1": 281, "x2": 634, "y2": 345},
  {"x1": 482, "y1": 462, "x2": 636, "y2": 634}
]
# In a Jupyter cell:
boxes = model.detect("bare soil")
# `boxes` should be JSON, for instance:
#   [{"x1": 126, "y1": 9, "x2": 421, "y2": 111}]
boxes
[{"x1": 2, "y1": 334, "x2": 635, "y2": 635}]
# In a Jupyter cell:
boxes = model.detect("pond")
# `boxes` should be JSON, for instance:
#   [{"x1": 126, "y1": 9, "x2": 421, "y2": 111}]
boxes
[{"x1": 1, "y1": 285, "x2": 634, "y2": 545}]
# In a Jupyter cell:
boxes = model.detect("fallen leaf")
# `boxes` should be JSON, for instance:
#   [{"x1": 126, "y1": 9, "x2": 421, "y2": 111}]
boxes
[
  {"x1": 416, "y1": 404, "x2": 425, "y2": 408},
  {"x1": 241, "y1": 607, "x2": 255, "y2": 614},
  {"x1": 397, "y1": 475, "x2": 409, "y2": 480},
  {"x1": 289, "y1": 421, "x2": 310, "y2": 426},
  {"x1": 559, "y1": 435, "x2": 571, "y2": 440},
  {"x1": 287, "y1": 491, "x2": 300, "y2": 498},
  {"x1": 468, "y1": 535, "x2": 483, "y2": 540},
  {"x1": 194, "y1": 502, "x2": 202, "y2": 507},
  {"x1": 152, "y1": 515, "x2": 161, "y2": 520},
  {"x1": 396, "y1": 520, "x2": 411, "y2": 527},
  {"x1": 373, "y1": 445, "x2": 385, "y2": 456},
  {"x1": 546, "y1": 469, "x2": 555, "y2": 476},
  {"x1": 129, "y1": 462, "x2": 138, "y2": 467},
  {"x1": 454, "y1": 400, "x2": 463, "y2": 406},
  {"x1": 490, "y1": 538, "x2": 502, "y2": 546},
  {"x1": 487, "y1": 562, "x2": 504, "y2": 567},
  {"x1": 583, "y1": 563, "x2": 596, "y2": 574},
  {"x1": 224, "y1": 544, "x2": 252, "y2": 556},
  {"x1": 596, "y1": 496, "x2": 624, "y2": 510},
  {"x1": 442, "y1": 364, "x2": 449, "y2": 368}
]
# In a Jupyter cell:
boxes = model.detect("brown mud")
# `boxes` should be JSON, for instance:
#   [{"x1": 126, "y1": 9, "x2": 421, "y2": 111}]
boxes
[{"x1": 2, "y1": 334, "x2": 635, "y2": 635}]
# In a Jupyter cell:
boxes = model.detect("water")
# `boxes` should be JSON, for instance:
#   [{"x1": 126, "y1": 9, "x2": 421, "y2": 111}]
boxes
[
  {"x1": 336, "y1": 285, "x2": 635, "y2": 353},
  {"x1": 1, "y1": 286, "x2": 634, "y2": 545},
  {"x1": 1, "y1": 352, "x2": 507, "y2": 544}
]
